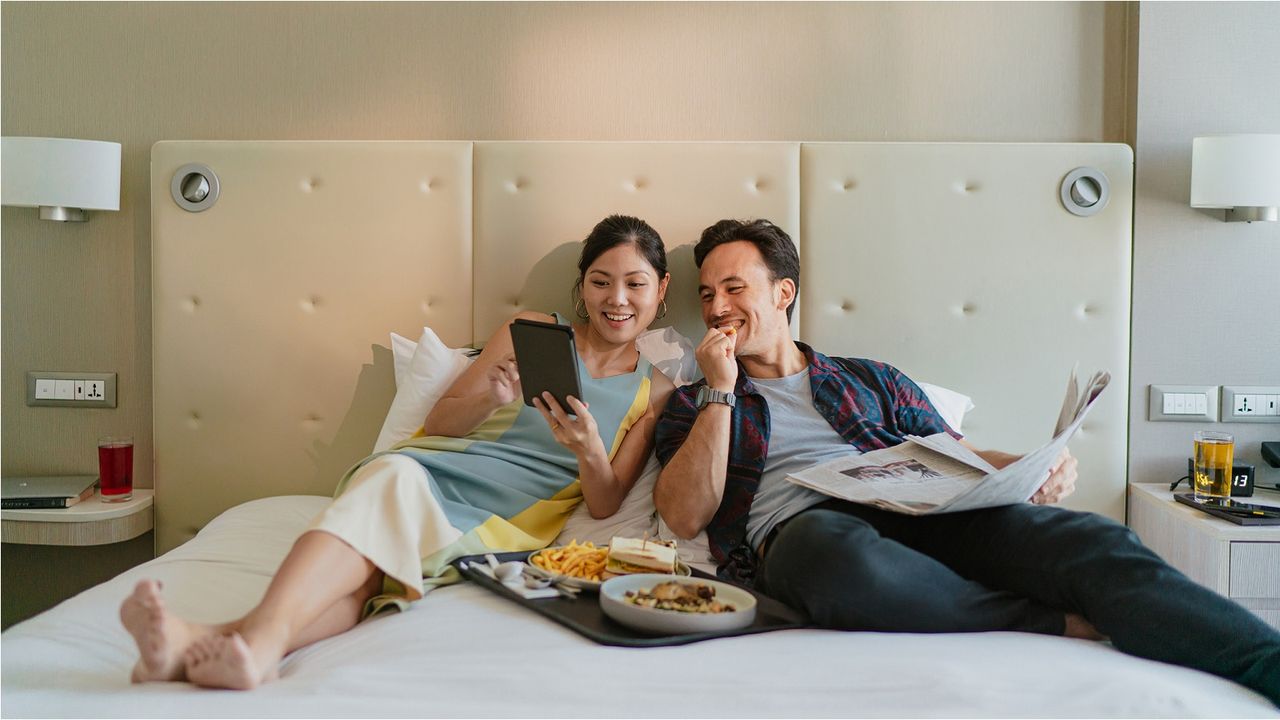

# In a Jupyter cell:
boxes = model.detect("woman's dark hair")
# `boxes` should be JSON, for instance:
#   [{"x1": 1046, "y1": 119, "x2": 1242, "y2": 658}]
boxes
[
  {"x1": 574, "y1": 214, "x2": 668, "y2": 291},
  {"x1": 693, "y1": 219, "x2": 799, "y2": 321}
]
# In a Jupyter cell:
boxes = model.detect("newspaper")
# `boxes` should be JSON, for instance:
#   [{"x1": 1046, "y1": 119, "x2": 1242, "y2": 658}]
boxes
[{"x1": 786, "y1": 367, "x2": 1110, "y2": 515}]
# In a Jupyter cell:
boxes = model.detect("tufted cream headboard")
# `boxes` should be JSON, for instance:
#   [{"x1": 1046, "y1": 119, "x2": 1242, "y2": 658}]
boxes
[{"x1": 152, "y1": 141, "x2": 1131, "y2": 553}]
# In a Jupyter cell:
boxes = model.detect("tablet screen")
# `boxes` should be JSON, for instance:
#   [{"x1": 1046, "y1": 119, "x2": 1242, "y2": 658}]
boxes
[{"x1": 510, "y1": 318, "x2": 584, "y2": 412}]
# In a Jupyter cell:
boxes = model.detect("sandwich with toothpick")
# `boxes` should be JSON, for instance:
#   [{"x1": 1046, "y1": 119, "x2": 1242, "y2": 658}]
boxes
[{"x1": 606, "y1": 536, "x2": 678, "y2": 575}]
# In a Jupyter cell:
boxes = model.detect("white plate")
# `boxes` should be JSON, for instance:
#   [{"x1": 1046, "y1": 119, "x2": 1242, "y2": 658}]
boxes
[
  {"x1": 525, "y1": 548, "x2": 691, "y2": 591},
  {"x1": 599, "y1": 574, "x2": 757, "y2": 635}
]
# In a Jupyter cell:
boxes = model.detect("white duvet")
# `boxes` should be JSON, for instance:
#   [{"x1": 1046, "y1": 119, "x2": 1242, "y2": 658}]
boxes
[{"x1": 2, "y1": 495, "x2": 1276, "y2": 718}]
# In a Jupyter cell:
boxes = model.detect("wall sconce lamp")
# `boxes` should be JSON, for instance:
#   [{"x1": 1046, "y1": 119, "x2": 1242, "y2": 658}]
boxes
[
  {"x1": 1, "y1": 137, "x2": 121, "y2": 222},
  {"x1": 1190, "y1": 134, "x2": 1280, "y2": 223}
]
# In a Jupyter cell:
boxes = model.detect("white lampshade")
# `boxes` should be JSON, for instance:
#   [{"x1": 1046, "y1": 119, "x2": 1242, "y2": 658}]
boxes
[
  {"x1": 1190, "y1": 134, "x2": 1280, "y2": 220},
  {"x1": 1, "y1": 137, "x2": 121, "y2": 221}
]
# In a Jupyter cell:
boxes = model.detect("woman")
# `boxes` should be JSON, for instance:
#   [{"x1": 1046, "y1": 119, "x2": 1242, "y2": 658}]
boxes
[{"x1": 120, "y1": 215, "x2": 674, "y2": 690}]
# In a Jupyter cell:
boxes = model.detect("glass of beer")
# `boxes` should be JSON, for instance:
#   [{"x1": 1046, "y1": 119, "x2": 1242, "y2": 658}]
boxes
[
  {"x1": 1192, "y1": 430, "x2": 1233, "y2": 503},
  {"x1": 98, "y1": 436, "x2": 134, "y2": 502}
]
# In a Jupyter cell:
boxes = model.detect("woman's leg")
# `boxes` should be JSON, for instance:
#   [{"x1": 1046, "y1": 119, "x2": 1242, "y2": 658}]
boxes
[
  {"x1": 181, "y1": 530, "x2": 380, "y2": 689},
  {"x1": 121, "y1": 530, "x2": 382, "y2": 684}
]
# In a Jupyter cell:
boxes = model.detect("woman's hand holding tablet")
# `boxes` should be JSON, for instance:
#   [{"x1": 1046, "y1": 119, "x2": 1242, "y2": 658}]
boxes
[{"x1": 509, "y1": 318, "x2": 584, "y2": 410}]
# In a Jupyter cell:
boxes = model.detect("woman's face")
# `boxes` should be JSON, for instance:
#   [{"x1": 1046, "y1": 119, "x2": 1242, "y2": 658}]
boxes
[{"x1": 580, "y1": 243, "x2": 669, "y2": 345}]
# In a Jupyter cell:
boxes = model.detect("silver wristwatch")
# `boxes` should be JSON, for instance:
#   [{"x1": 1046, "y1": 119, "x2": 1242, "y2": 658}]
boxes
[{"x1": 695, "y1": 385, "x2": 736, "y2": 410}]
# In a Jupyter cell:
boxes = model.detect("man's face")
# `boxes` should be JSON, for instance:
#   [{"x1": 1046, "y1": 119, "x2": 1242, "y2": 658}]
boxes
[{"x1": 697, "y1": 241, "x2": 793, "y2": 357}]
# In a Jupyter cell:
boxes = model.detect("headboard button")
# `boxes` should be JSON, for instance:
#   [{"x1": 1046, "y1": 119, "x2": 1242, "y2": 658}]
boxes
[
  {"x1": 840, "y1": 180, "x2": 856, "y2": 192},
  {"x1": 420, "y1": 179, "x2": 436, "y2": 193},
  {"x1": 182, "y1": 297, "x2": 201, "y2": 313},
  {"x1": 300, "y1": 296, "x2": 322, "y2": 313},
  {"x1": 300, "y1": 177, "x2": 322, "y2": 193}
]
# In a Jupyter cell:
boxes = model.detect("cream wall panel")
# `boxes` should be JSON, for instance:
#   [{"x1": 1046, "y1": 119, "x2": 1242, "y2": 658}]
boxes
[
  {"x1": 472, "y1": 142, "x2": 799, "y2": 344},
  {"x1": 1, "y1": 1, "x2": 1130, "y2": 498},
  {"x1": 801, "y1": 143, "x2": 1132, "y2": 521},
  {"x1": 152, "y1": 142, "x2": 471, "y2": 551}
]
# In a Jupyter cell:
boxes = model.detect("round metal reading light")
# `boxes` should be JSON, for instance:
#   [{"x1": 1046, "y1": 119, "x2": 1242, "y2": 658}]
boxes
[
  {"x1": 170, "y1": 163, "x2": 220, "y2": 212},
  {"x1": 1060, "y1": 167, "x2": 1110, "y2": 217}
]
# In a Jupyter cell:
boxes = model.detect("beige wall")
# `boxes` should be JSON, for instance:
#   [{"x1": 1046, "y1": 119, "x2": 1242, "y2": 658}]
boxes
[
  {"x1": 2, "y1": 2, "x2": 1132, "y2": 490},
  {"x1": 1129, "y1": 1, "x2": 1280, "y2": 486}
]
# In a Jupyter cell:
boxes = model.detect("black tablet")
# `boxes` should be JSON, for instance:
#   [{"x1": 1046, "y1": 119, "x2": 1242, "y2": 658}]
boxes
[{"x1": 509, "y1": 318, "x2": 584, "y2": 412}]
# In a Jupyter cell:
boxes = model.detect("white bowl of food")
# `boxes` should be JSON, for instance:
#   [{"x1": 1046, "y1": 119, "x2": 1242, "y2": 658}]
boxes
[{"x1": 599, "y1": 574, "x2": 757, "y2": 635}]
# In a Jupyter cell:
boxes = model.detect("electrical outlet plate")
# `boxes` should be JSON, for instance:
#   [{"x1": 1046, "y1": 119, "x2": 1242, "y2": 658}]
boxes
[
  {"x1": 1148, "y1": 384, "x2": 1219, "y2": 422},
  {"x1": 1220, "y1": 385, "x2": 1280, "y2": 423},
  {"x1": 25, "y1": 372, "x2": 117, "y2": 408}
]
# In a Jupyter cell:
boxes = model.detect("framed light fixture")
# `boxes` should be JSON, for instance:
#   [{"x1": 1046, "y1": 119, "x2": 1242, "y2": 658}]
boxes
[
  {"x1": 1, "y1": 137, "x2": 121, "y2": 222},
  {"x1": 1190, "y1": 134, "x2": 1280, "y2": 223}
]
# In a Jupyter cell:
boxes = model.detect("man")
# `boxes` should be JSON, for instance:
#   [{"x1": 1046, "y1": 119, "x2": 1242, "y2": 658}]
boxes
[{"x1": 654, "y1": 218, "x2": 1280, "y2": 705}]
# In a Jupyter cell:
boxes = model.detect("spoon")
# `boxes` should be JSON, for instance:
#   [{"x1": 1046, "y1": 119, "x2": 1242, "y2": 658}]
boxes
[
  {"x1": 524, "y1": 573, "x2": 579, "y2": 599},
  {"x1": 485, "y1": 554, "x2": 524, "y2": 584},
  {"x1": 494, "y1": 561, "x2": 525, "y2": 584}
]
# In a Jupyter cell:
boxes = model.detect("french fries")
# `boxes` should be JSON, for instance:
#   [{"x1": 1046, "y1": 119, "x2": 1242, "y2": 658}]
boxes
[{"x1": 531, "y1": 539, "x2": 607, "y2": 581}]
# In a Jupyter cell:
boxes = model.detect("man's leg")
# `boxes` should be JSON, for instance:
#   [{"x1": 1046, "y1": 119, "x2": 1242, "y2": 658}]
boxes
[
  {"x1": 758, "y1": 506, "x2": 1064, "y2": 634},
  {"x1": 869, "y1": 502, "x2": 1280, "y2": 705}
]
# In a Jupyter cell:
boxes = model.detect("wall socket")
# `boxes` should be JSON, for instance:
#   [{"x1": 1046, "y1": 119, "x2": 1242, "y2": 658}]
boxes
[
  {"x1": 1221, "y1": 385, "x2": 1280, "y2": 423},
  {"x1": 26, "y1": 372, "x2": 117, "y2": 408},
  {"x1": 1148, "y1": 384, "x2": 1219, "y2": 422}
]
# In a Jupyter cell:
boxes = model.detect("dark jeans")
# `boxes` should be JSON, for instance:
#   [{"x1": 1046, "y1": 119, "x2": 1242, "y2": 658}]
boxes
[{"x1": 757, "y1": 499, "x2": 1280, "y2": 706}]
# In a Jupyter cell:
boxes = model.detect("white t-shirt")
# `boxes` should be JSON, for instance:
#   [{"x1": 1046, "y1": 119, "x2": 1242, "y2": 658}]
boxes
[{"x1": 745, "y1": 367, "x2": 861, "y2": 550}]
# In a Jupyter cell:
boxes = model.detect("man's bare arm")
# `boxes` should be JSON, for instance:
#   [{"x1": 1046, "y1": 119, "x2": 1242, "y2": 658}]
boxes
[{"x1": 654, "y1": 403, "x2": 733, "y2": 538}]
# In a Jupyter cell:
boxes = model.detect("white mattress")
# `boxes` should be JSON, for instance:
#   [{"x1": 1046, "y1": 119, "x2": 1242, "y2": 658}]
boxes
[{"x1": 3, "y1": 496, "x2": 1275, "y2": 718}]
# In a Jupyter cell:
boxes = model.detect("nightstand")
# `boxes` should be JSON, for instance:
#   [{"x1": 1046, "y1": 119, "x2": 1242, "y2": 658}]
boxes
[
  {"x1": 1128, "y1": 483, "x2": 1280, "y2": 630},
  {"x1": 2, "y1": 489, "x2": 155, "y2": 629}
]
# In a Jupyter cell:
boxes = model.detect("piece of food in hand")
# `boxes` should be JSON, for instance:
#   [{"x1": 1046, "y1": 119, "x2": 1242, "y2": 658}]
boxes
[
  {"x1": 720, "y1": 325, "x2": 736, "y2": 336},
  {"x1": 624, "y1": 581, "x2": 735, "y2": 613},
  {"x1": 606, "y1": 536, "x2": 678, "y2": 575}
]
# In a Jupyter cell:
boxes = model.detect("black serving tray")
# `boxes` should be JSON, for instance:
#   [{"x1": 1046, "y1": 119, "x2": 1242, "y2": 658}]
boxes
[{"x1": 453, "y1": 552, "x2": 809, "y2": 648}]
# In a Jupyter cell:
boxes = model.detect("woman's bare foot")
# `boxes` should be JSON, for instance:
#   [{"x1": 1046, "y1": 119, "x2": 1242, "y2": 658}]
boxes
[
  {"x1": 119, "y1": 579, "x2": 210, "y2": 682},
  {"x1": 1064, "y1": 612, "x2": 1106, "y2": 641},
  {"x1": 184, "y1": 632, "x2": 281, "y2": 690}
]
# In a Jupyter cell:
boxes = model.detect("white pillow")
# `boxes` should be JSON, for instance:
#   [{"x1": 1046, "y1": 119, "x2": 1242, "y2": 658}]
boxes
[
  {"x1": 390, "y1": 331, "x2": 418, "y2": 387},
  {"x1": 554, "y1": 454, "x2": 661, "y2": 547},
  {"x1": 635, "y1": 326, "x2": 700, "y2": 387},
  {"x1": 916, "y1": 381, "x2": 975, "y2": 434},
  {"x1": 374, "y1": 327, "x2": 475, "y2": 452}
]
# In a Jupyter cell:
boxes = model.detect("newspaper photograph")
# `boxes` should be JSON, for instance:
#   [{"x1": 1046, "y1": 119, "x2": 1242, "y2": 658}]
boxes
[{"x1": 786, "y1": 367, "x2": 1110, "y2": 515}]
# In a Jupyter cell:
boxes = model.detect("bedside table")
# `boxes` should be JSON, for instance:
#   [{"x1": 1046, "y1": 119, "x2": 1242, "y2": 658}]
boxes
[
  {"x1": 2, "y1": 489, "x2": 156, "y2": 629},
  {"x1": 1128, "y1": 483, "x2": 1280, "y2": 630}
]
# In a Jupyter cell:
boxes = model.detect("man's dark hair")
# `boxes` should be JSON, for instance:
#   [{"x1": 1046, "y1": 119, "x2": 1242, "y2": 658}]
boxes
[{"x1": 693, "y1": 219, "x2": 799, "y2": 321}]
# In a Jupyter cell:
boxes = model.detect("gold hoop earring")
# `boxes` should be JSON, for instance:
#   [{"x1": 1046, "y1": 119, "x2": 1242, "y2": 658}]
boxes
[
  {"x1": 574, "y1": 298, "x2": 589, "y2": 320},
  {"x1": 656, "y1": 299, "x2": 668, "y2": 320}
]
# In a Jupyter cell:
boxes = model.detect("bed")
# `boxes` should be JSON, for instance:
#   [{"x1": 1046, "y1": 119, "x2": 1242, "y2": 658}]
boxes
[{"x1": 4, "y1": 141, "x2": 1276, "y2": 717}]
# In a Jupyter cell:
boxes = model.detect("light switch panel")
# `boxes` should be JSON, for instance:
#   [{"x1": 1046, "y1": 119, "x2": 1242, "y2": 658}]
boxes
[{"x1": 1148, "y1": 384, "x2": 1219, "y2": 422}]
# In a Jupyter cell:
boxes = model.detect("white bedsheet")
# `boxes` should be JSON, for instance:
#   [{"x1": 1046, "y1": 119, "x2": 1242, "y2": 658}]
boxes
[{"x1": 3, "y1": 495, "x2": 1276, "y2": 718}]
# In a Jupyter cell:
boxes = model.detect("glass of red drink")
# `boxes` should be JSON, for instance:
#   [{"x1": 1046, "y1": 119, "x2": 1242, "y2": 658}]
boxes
[{"x1": 98, "y1": 436, "x2": 134, "y2": 502}]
